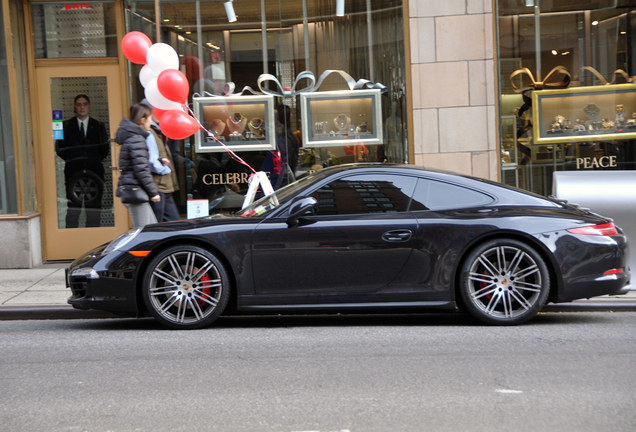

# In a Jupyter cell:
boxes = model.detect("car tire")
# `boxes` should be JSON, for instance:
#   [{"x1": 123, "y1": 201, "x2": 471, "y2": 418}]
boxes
[
  {"x1": 66, "y1": 170, "x2": 103, "y2": 207},
  {"x1": 142, "y1": 245, "x2": 230, "y2": 330},
  {"x1": 459, "y1": 239, "x2": 550, "y2": 325}
]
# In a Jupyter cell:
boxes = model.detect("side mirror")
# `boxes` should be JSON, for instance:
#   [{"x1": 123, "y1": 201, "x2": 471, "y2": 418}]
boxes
[{"x1": 286, "y1": 197, "x2": 318, "y2": 226}]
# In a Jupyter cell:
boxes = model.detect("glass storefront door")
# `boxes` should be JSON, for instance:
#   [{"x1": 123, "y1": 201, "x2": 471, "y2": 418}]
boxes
[{"x1": 35, "y1": 63, "x2": 129, "y2": 260}]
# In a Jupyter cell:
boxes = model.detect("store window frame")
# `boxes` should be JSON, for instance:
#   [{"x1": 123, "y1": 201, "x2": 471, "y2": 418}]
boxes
[
  {"x1": 495, "y1": 1, "x2": 636, "y2": 196},
  {"x1": 125, "y1": 0, "x2": 411, "y2": 216},
  {"x1": 1, "y1": 0, "x2": 35, "y2": 216}
]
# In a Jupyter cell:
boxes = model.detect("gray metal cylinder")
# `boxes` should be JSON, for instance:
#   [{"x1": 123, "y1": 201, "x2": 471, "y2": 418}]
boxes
[{"x1": 553, "y1": 170, "x2": 635, "y2": 276}]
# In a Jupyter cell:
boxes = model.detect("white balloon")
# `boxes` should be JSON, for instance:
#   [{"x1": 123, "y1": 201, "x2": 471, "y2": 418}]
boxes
[
  {"x1": 139, "y1": 65, "x2": 158, "y2": 88},
  {"x1": 146, "y1": 43, "x2": 179, "y2": 74},
  {"x1": 144, "y1": 78, "x2": 182, "y2": 110}
]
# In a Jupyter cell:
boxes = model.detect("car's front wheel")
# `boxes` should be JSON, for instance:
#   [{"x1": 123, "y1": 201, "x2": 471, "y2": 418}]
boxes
[
  {"x1": 142, "y1": 245, "x2": 230, "y2": 330},
  {"x1": 459, "y1": 239, "x2": 550, "y2": 325}
]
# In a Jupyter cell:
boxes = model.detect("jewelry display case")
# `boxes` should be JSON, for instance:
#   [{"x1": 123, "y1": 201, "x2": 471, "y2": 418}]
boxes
[
  {"x1": 193, "y1": 95, "x2": 276, "y2": 153},
  {"x1": 300, "y1": 89, "x2": 383, "y2": 148},
  {"x1": 531, "y1": 84, "x2": 636, "y2": 144}
]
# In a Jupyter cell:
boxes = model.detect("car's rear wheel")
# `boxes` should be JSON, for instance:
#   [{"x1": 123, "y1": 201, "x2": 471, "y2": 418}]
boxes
[
  {"x1": 459, "y1": 239, "x2": 550, "y2": 325},
  {"x1": 142, "y1": 245, "x2": 230, "y2": 330}
]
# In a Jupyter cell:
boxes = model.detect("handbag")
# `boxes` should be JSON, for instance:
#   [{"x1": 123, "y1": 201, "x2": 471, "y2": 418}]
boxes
[{"x1": 118, "y1": 185, "x2": 149, "y2": 204}]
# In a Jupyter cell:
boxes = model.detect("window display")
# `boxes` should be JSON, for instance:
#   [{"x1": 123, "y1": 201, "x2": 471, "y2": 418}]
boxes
[
  {"x1": 532, "y1": 84, "x2": 636, "y2": 144},
  {"x1": 193, "y1": 95, "x2": 276, "y2": 152},
  {"x1": 300, "y1": 89, "x2": 383, "y2": 147},
  {"x1": 497, "y1": 3, "x2": 636, "y2": 196}
]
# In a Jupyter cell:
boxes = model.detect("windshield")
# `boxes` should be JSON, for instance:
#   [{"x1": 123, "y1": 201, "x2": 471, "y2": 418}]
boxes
[{"x1": 237, "y1": 172, "x2": 325, "y2": 217}]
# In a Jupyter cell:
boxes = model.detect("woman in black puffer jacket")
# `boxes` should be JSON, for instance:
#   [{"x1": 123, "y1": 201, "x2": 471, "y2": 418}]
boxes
[{"x1": 115, "y1": 104, "x2": 161, "y2": 227}]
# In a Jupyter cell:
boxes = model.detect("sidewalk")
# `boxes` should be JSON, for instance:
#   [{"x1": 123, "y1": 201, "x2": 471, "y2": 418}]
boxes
[
  {"x1": 0, "y1": 262, "x2": 635, "y2": 320},
  {"x1": 0, "y1": 262, "x2": 119, "y2": 320}
]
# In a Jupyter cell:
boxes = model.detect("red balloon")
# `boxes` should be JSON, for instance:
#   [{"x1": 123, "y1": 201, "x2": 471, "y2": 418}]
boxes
[
  {"x1": 153, "y1": 107, "x2": 169, "y2": 121},
  {"x1": 160, "y1": 110, "x2": 200, "y2": 140},
  {"x1": 180, "y1": 55, "x2": 202, "y2": 81},
  {"x1": 121, "y1": 32, "x2": 153, "y2": 65},
  {"x1": 154, "y1": 106, "x2": 185, "y2": 121},
  {"x1": 157, "y1": 69, "x2": 190, "y2": 104}
]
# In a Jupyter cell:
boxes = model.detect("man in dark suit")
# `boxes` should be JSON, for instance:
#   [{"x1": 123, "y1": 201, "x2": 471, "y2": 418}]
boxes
[{"x1": 55, "y1": 94, "x2": 109, "y2": 228}]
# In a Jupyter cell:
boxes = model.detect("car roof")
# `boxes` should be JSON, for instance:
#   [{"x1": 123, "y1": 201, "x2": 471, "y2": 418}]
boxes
[{"x1": 313, "y1": 163, "x2": 558, "y2": 207}]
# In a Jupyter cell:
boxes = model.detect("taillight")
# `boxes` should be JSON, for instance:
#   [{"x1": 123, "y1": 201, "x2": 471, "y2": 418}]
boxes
[
  {"x1": 603, "y1": 268, "x2": 624, "y2": 276},
  {"x1": 566, "y1": 222, "x2": 618, "y2": 236}
]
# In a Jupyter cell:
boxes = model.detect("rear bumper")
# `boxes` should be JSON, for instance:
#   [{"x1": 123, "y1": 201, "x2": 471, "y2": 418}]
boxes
[
  {"x1": 614, "y1": 283, "x2": 633, "y2": 296},
  {"x1": 537, "y1": 230, "x2": 631, "y2": 302}
]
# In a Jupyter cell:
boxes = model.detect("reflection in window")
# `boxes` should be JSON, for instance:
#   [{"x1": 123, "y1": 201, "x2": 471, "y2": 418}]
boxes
[
  {"x1": 311, "y1": 174, "x2": 416, "y2": 215},
  {"x1": 31, "y1": 2, "x2": 118, "y2": 59},
  {"x1": 410, "y1": 179, "x2": 493, "y2": 212},
  {"x1": 127, "y1": 0, "x2": 408, "y2": 217}
]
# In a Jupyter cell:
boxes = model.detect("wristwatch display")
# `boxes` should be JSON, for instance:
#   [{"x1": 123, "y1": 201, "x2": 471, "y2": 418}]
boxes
[
  {"x1": 300, "y1": 89, "x2": 383, "y2": 148},
  {"x1": 545, "y1": 102, "x2": 636, "y2": 136},
  {"x1": 531, "y1": 84, "x2": 636, "y2": 144}
]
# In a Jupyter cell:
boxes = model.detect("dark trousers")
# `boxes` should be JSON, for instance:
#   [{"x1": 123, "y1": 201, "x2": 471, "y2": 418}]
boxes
[{"x1": 150, "y1": 192, "x2": 181, "y2": 222}]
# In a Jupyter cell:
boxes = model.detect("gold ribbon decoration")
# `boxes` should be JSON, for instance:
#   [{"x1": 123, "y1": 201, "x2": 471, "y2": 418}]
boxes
[
  {"x1": 577, "y1": 66, "x2": 634, "y2": 85},
  {"x1": 510, "y1": 66, "x2": 571, "y2": 93}
]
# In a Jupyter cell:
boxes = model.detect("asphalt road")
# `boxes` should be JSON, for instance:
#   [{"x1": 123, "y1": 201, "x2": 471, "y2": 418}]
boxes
[{"x1": 1, "y1": 312, "x2": 635, "y2": 432}]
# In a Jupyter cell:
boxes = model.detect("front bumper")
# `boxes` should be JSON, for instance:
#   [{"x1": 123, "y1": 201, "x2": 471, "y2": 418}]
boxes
[{"x1": 66, "y1": 245, "x2": 143, "y2": 316}]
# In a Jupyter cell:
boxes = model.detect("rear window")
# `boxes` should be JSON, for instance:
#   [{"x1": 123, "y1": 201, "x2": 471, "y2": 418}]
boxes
[{"x1": 410, "y1": 178, "x2": 494, "y2": 211}]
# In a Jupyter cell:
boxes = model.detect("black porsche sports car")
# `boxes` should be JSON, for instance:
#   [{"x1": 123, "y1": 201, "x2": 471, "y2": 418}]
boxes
[{"x1": 67, "y1": 164, "x2": 631, "y2": 329}]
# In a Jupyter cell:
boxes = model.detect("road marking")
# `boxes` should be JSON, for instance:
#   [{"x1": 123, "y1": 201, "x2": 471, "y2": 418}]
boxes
[{"x1": 495, "y1": 389, "x2": 523, "y2": 394}]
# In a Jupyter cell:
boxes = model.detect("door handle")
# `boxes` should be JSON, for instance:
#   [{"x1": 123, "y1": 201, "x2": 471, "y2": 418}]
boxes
[{"x1": 382, "y1": 229, "x2": 412, "y2": 242}]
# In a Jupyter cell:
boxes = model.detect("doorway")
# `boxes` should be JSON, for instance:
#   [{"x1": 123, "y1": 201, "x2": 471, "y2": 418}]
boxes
[{"x1": 35, "y1": 62, "x2": 129, "y2": 260}]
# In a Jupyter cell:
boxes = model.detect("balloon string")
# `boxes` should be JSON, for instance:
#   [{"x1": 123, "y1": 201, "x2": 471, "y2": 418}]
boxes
[{"x1": 184, "y1": 104, "x2": 257, "y2": 174}]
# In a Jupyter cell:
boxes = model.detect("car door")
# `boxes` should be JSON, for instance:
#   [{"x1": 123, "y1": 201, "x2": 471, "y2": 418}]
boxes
[
  {"x1": 250, "y1": 173, "x2": 419, "y2": 300},
  {"x1": 391, "y1": 177, "x2": 497, "y2": 298}
]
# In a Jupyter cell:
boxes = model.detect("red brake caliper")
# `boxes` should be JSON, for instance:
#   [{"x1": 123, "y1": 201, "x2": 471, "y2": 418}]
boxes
[
  {"x1": 196, "y1": 269, "x2": 211, "y2": 307},
  {"x1": 480, "y1": 272, "x2": 492, "y2": 301}
]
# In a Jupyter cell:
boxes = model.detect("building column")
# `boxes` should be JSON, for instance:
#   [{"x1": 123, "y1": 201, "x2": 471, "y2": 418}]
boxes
[{"x1": 409, "y1": 0, "x2": 498, "y2": 180}]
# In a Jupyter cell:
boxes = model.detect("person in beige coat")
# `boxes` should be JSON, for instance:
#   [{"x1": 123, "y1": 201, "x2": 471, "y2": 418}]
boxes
[{"x1": 141, "y1": 99, "x2": 180, "y2": 222}]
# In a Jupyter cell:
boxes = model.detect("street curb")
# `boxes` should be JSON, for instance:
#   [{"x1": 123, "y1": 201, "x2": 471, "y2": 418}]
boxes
[
  {"x1": 1, "y1": 302, "x2": 636, "y2": 321},
  {"x1": 542, "y1": 302, "x2": 636, "y2": 312},
  {"x1": 0, "y1": 305, "x2": 121, "y2": 321}
]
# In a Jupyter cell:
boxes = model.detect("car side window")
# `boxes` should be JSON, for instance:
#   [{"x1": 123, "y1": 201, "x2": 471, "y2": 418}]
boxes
[
  {"x1": 310, "y1": 174, "x2": 418, "y2": 216},
  {"x1": 410, "y1": 178, "x2": 493, "y2": 211}
]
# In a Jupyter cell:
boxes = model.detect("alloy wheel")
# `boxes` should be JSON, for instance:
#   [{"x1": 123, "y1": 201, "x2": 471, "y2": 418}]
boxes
[
  {"x1": 460, "y1": 239, "x2": 550, "y2": 325},
  {"x1": 143, "y1": 246, "x2": 229, "y2": 329}
]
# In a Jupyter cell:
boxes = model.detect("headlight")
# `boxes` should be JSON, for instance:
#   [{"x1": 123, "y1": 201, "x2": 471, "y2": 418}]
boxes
[
  {"x1": 71, "y1": 267, "x2": 100, "y2": 279},
  {"x1": 102, "y1": 228, "x2": 142, "y2": 255}
]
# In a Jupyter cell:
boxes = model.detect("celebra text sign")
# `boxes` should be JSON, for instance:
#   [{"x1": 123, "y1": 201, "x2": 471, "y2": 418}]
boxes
[{"x1": 202, "y1": 172, "x2": 251, "y2": 185}]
